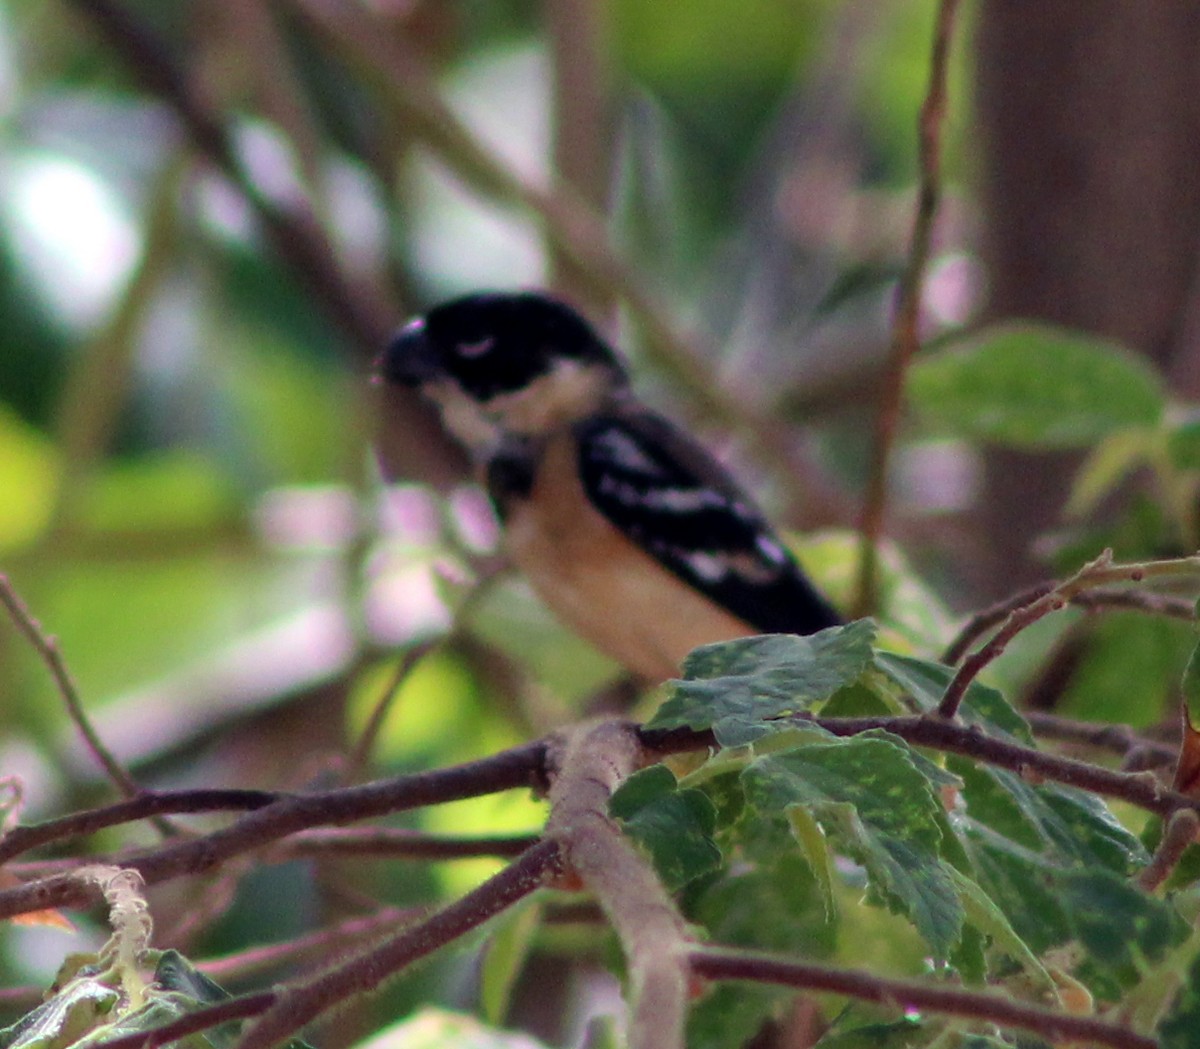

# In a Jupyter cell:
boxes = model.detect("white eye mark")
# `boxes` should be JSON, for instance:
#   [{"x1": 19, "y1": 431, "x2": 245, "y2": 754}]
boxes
[
  {"x1": 458, "y1": 337, "x2": 495, "y2": 359},
  {"x1": 400, "y1": 316, "x2": 426, "y2": 336}
]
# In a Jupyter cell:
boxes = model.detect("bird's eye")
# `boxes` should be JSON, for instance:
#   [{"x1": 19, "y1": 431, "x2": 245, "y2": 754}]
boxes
[{"x1": 457, "y1": 337, "x2": 495, "y2": 359}]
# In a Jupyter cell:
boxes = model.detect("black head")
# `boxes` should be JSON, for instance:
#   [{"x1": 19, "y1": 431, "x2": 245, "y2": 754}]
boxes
[{"x1": 380, "y1": 291, "x2": 628, "y2": 402}]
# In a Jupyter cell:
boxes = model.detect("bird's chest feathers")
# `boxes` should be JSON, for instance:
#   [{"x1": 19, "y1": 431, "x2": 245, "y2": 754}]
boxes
[{"x1": 499, "y1": 433, "x2": 753, "y2": 680}]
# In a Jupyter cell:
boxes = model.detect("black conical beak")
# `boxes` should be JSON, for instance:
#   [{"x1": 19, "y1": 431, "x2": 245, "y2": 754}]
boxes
[{"x1": 377, "y1": 318, "x2": 442, "y2": 387}]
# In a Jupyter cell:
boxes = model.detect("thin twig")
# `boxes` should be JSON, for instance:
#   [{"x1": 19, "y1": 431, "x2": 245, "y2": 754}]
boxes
[
  {"x1": 232, "y1": 840, "x2": 559, "y2": 1049},
  {"x1": 0, "y1": 575, "x2": 140, "y2": 799},
  {"x1": 943, "y1": 581, "x2": 1055, "y2": 665},
  {"x1": 0, "y1": 741, "x2": 547, "y2": 920},
  {"x1": 1024, "y1": 712, "x2": 1177, "y2": 766},
  {"x1": 271, "y1": 827, "x2": 540, "y2": 861},
  {"x1": 343, "y1": 637, "x2": 440, "y2": 781},
  {"x1": 855, "y1": 0, "x2": 963, "y2": 616},
  {"x1": 938, "y1": 551, "x2": 1200, "y2": 719},
  {"x1": 545, "y1": 721, "x2": 690, "y2": 1049},
  {"x1": 690, "y1": 948, "x2": 1156, "y2": 1049},
  {"x1": 1137, "y1": 808, "x2": 1200, "y2": 893},
  {"x1": 943, "y1": 582, "x2": 1197, "y2": 665},
  {"x1": 74, "y1": 993, "x2": 277, "y2": 1049},
  {"x1": 1071, "y1": 587, "x2": 1198, "y2": 621},
  {"x1": 197, "y1": 907, "x2": 422, "y2": 981},
  {"x1": 0, "y1": 788, "x2": 281, "y2": 866}
]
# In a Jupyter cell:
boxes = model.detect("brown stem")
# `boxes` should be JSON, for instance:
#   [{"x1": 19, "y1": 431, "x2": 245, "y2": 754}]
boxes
[
  {"x1": 1136, "y1": 808, "x2": 1200, "y2": 892},
  {"x1": 232, "y1": 840, "x2": 559, "y2": 1049},
  {"x1": 1025, "y1": 711, "x2": 1176, "y2": 766},
  {"x1": 691, "y1": 948, "x2": 1156, "y2": 1049},
  {"x1": 0, "y1": 789, "x2": 280, "y2": 866},
  {"x1": 0, "y1": 741, "x2": 546, "y2": 920},
  {"x1": 0, "y1": 575, "x2": 140, "y2": 799},
  {"x1": 938, "y1": 551, "x2": 1200, "y2": 719},
  {"x1": 75, "y1": 994, "x2": 277, "y2": 1049},
  {"x1": 943, "y1": 582, "x2": 1197, "y2": 666},
  {"x1": 855, "y1": 0, "x2": 963, "y2": 616},
  {"x1": 272, "y1": 827, "x2": 540, "y2": 861},
  {"x1": 642, "y1": 714, "x2": 1189, "y2": 819},
  {"x1": 198, "y1": 907, "x2": 423, "y2": 981}
]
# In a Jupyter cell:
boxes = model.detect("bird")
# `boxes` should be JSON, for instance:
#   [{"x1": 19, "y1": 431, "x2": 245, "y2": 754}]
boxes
[{"x1": 378, "y1": 291, "x2": 841, "y2": 683}]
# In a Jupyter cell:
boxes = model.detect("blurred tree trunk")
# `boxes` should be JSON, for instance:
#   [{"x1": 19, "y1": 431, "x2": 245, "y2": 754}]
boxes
[{"x1": 974, "y1": 2, "x2": 1200, "y2": 594}]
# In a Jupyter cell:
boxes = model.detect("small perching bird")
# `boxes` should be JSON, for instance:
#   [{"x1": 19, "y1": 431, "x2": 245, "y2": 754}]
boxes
[{"x1": 379, "y1": 291, "x2": 841, "y2": 682}]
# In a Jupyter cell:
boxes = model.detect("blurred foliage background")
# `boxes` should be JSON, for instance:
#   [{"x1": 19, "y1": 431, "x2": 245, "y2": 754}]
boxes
[{"x1": 2, "y1": 0, "x2": 1200, "y2": 1045}]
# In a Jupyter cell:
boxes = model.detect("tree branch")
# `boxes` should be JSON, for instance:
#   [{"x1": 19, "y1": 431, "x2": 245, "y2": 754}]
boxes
[
  {"x1": 943, "y1": 580, "x2": 1197, "y2": 666},
  {"x1": 690, "y1": 948, "x2": 1156, "y2": 1049},
  {"x1": 232, "y1": 840, "x2": 559, "y2": 1049},
  {"x1": 271, "y1": 827, "x2": 540, "y2": 862},
  {"x1": 545, "y1": 721, "x2": 690, "y2": 1049},
  {"x1": 0, "y1": 741, "x2": 546, "y2": 920},
  {"x1": 938, "y1": 551, "x2": 1200, "y2": 718}
]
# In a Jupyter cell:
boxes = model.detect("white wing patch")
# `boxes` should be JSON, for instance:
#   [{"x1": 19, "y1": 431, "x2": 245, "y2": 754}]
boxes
[
  {"x1": 592, "y1": 427, "x2": 668, "y2": 476},
  {"x1": 596, "y1": 474, "x2": 735, "y2": 513},
  {"x1": 678, "y1": 550, "x2": 728, "y2": 582},
  {"x1": 755, "y1": 535, "x2": 788, "y2": 565}
]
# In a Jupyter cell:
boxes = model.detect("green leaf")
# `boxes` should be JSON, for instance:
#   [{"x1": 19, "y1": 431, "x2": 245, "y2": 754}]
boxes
[
  {"x1": 0, "y1": 978, "x2": 118, "y2": 1049},
  {"x1": 873, "y1": 651, "x2": 1033, "y2": 743},
  {"x1": 786, "y1": 805, "x2": 837, "y2": 921},
  {"x1": 1158, "y1": 947, "x2": 1200, "y2": 1049},
  {"x1": 1060, "y1": 613, "x2": 1195, "y2": 728},
  {"x1": 692, "y1": 849, "x2": 834, "y2": 955},
  {"x1": 480, "y1": 899, "x2": 543, "y2": 1026},
  {"x1": 812, "y1": 1019, "x2": 923, "y2": 1049},
  {"x1": 1056, "y1": 870, "x2": 1184, "y2": 994},
  {"x1": 610, "y1": 765, "x2": 722, "y2": 889},
  {"x1": 1182, "y1": 634, "x2": 1200, "y2": 722},
  {"x1": 742, "y1": 736, "x2": 963, "y2": 957},
  {"x1": 908, "y1": 323, "x2": 1165, "y2": 449},
  {"x1": 648, "y1": 620, "x2": 877, "y2": 745},
  {"x1": 944, "y1": 865, "x2": 1053, "y2": 993},
  {"x1": 952, "y1": 760, "x2": 1147, "y2": 872},
  {"x1": 686, "y1": 985, "x2": 788, "y2": 1049},
  {"x1": 1167, "y1": 413, "x2": 1200, "y2": 470},
  {"x1": 1066, "y1": 429, "x2": 1155, "y2": 518}
]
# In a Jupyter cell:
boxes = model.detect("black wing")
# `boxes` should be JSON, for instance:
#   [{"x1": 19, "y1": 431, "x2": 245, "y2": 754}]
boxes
[{"x1": 574, "y1": 409, "x2": 841, "y2": 636}]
